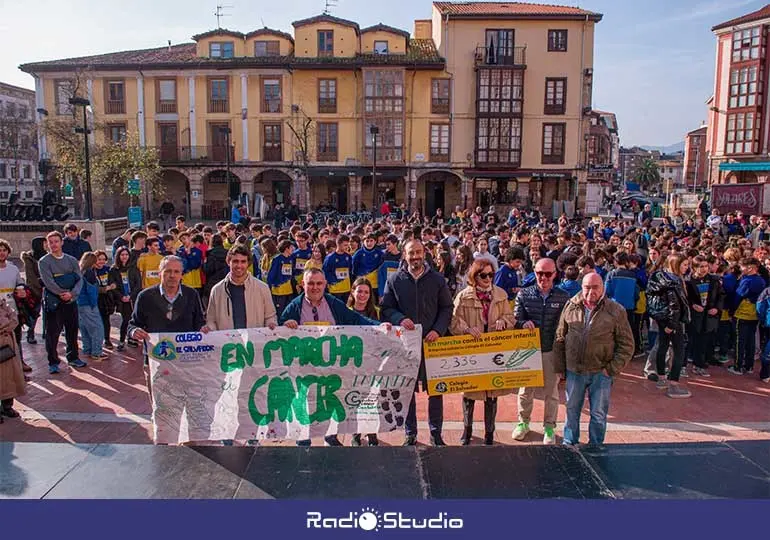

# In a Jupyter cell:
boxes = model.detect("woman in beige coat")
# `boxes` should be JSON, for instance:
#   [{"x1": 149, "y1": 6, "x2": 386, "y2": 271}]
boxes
[
  {"x1": 0, "y1": 296, "x2": 24, "y2": 419},
  {"x1": 450, "y1": 259, "x2": 516, "y2": 445}
]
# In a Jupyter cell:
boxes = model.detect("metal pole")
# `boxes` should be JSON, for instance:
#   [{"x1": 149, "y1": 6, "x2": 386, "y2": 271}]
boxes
[
  {"x1": 224, "y1": 128, "x2": 232, "y2": 208},
  {"x1": 372, "y1": 132, "x2": 377, "y2": 213},
  {"x1": 83, "y1": 106, "x2": 93, "y2": 220}
]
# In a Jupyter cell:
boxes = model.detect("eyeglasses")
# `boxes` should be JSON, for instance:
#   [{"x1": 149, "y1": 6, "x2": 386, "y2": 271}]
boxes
[
  {"x1": 312, "y1": 306, "x2": 319, "y2": 322},
  {"x1": 536, "y1": 271, "x2": 555, "y2": 278},
  {"x1": 477, "y1": 272, "x2": 494, "y2": 279}
]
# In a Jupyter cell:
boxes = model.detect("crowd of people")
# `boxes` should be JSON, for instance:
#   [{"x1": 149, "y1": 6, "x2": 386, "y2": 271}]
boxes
[{"x1": 0, "y1": 201, "x2": 768, "y2": 447}]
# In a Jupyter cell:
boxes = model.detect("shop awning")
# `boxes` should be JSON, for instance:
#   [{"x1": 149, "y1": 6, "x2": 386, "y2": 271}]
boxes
[
  {"x1": 307, "y1": 166, "x2": 408, "y2": 178},
  {"x1": 719, "y1": 161, "x2": 770, "y2": 171}
]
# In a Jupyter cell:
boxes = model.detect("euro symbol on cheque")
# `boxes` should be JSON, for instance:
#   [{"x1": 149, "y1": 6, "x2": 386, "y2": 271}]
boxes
[{"x1": 492, "y1": 353, "x2": 505, "y2": 366}]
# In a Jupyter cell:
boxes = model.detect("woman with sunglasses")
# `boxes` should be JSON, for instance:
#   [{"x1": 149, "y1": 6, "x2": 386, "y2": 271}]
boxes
[{"x1": 450, "y1": 259, "x2": 515, "y2": 445}]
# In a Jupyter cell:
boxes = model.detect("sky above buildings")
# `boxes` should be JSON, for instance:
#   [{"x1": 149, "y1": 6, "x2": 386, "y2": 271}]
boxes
[{"x1": 1, "y1": 0, "x2": 765, "y2": 147}]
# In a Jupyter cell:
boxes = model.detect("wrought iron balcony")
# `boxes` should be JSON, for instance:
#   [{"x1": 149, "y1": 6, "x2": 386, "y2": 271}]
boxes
[
  {"x1": 474, "y1": 45, "x2": 527, "y2": 67},
  {"x1": 154, "y1": 145, "x2": 235, "y2": 163}
]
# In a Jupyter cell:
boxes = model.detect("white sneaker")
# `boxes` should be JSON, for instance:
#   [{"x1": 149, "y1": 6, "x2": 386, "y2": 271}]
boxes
[
  {"x1": 512, "y1": 422, "x2": 530, "y2": 441},
  {"x1": 543, "y1": 426, "x2": 556, "y2": 445}
]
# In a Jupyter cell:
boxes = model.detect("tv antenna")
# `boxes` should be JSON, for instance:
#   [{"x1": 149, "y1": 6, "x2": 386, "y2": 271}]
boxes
[
  {"x1": 214, "y1": 4, "x2": 233, "y2": 28},
  {"x1": 323, "y1": 0, "x2": 337, "y2": 15}
]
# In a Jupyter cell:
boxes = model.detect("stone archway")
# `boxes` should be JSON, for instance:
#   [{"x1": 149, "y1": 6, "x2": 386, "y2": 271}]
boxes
[
  {"x1": 417, "y1": 171, "x2": 462, "y2": 217},
  {"x1": 204, "y1": 169, "x2": 241, "y2": 220},
  {"x1": 157, "y1": 169, "x2": 191, "y2": 219},
  {"x1": 254, "y1": 169, "x2": 293, "y2": 213}
]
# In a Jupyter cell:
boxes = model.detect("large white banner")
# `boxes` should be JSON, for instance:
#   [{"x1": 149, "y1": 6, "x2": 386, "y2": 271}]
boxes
[{"x1": 147, "y1": 325, "x2": 422, "y2": 445}]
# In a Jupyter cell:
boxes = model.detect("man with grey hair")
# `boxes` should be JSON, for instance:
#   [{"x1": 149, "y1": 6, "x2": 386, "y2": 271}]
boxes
[
  {"x1": 128, "y1": 255, "x2": 206, "y2": 345},
  {"x1": 554, "y1": 272, "x2": 634, "y2": 446}
]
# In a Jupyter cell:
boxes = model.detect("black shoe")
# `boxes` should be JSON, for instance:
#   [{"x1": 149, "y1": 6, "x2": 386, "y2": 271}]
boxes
[
  {"x1": 26, "y1": 334, "x2": 37, "y2": 345},
  {"x1": 2, "y1": 407, "x2": 20, "y2": 418},
  {"x1": 402, "y1": 435, "x2": 417, "y2": 446},
  {"x1": 460, "y1": 427, "x2": 472, "y2": 446},
  {"x1": 430, "y1": 433, "x2": 446, "y2": 447},
  {"x1": 367, "y1": 434, "x2": 379, "y2": 446},
  {"x1": 647, "y1": 373, "x2": 659, "y2": 382},
  {"x1": 324, "y1": 436, "x2": 343, "y2": 447},
  {"x1": 484, "y1": 432, "x2": 494, "y2": 445},
  {"x1": 351, "y1": 434, "x2": 362, "y2": 447}
]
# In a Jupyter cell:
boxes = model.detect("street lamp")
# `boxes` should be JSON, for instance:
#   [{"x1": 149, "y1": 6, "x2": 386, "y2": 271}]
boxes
[
  {"x1": 69, "y1": 96, "x2": 93, "y2": 220},
  {"x1": 219, "y1": 126, "x2": 233, "y2": 207},
  {"x1": 370, "y1": 125, "x2": 379, "y2": 213}
]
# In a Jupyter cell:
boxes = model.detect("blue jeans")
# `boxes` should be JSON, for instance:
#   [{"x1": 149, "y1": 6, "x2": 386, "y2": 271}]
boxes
[
  {"x1": 78, "y1": 304, "x2": 104, "y2": 356},
  {"x1": 563, "y1": 370, "x2": 613, "y2": 445},
  {"x1": 760, "y1": 339, "x2": 770, "y2": 380}
]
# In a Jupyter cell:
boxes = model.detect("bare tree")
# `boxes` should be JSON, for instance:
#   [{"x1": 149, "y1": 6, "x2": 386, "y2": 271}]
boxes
[{"x1": 285, "y1": 105, "x2": 315, "y2": 211}]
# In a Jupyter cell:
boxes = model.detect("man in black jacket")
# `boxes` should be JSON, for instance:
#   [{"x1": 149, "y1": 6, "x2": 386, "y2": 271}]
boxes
[
  {"x1": 513, "y1": 257, "x2": 570, "y2": 445},
  {"x1": 685, "y1": 256, "x2": 725, "y2": 376},
  {"x1": 128, "y1": 256, "x2": 206, "y2": 356},
  {"x1": 381, "y1": 239, "x2": 453, "y2": 446}
]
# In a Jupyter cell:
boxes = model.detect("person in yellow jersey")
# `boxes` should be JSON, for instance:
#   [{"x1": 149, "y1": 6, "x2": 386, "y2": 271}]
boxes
[
  {"x1": 323, "y1": 234, "x2": 353, "y2": 302},
  {"x1": 352, "y1": 233, "x2": 384, "y2": 303},
  {"x1": 731, "y1": 257, "x2": 766, "y2": 375},
  {"x1": 267, "y1": 240, "x2": 295, "y2": 316},
  {"x1": 176, "y1": 231, "x2": 203, "y2": 293},
  {"x1": 137, "y1": 237, "x2": 164, "y2": 289}
]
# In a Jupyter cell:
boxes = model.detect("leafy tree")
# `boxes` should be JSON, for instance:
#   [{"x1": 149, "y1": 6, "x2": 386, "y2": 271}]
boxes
[{"x1": 634, "y1": 158, "x2": 661, "y2": 191}]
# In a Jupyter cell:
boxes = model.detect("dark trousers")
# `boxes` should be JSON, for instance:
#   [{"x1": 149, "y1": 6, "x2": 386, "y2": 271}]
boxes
[
  {"x1": 627, "y1": 310, "x2": 641, "y2": 353},
  {"x1": 405, "y1": 393, "x2": 443, "y2": 437},
  {"x1": 100, "y1": 307, "x2": 112, "y2": 344},
  {"x1": 736, "y1": 319, "x2": 758, "y2": 371},
  {"x1": 1, "y1": 397, "x2": 12, "y2": 411},
  {"x1": 44, "y1": 302, "x2": 79, "y2": 366},
  {"x1": 656, "y1": 328, "x2": 685, "y2": 381},
  {"x1": 717, "y1": 319, "x2": 733, "y2": 356},
  {"x1": 13, "y1": 323, "x2": 22, "y2": 362},
  {"x1": 462, "y1": 397, "x2": 497, "y2": 434},
  {"x1": 689, "y1": 329, "x2": 716, "y2": 369},
  {"x1": 116, "y1": 301, "x2": 132, "y2": 342}
]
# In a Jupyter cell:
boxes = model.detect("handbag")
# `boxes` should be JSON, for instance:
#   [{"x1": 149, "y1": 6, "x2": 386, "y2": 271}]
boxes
[{"x1": 0, "y1": 343, "x2": 16, "y2": 364}]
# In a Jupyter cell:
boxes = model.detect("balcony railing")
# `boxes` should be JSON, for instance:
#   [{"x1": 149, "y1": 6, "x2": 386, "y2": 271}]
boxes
[
  {"x1": 263, "y1": 146, "x2": 283, "y2": 161},
  {"x1": 209, "y1": 99, "x2": 229, "y2": 113},
  {"x1": 432, "y1": 98, "x2": 450, "y2": 114},
  {"x1": 158, "y1": 100, "x2": 177, "y2": 113},
  {"x1": 105, "y1": 99, "x2": 126, "y2": 114},
  {"x1": 474, "y1": 45, "x2": 527, "y2": 67},
  {"x1": 317, "y1": 150, "x2": 338, "y2": 162},
  {"x1": 154, "y1": 145, "x2": 235, "y2": 163},
  {"x1": 318, "y1": 98, "x2": 337, "y2": 113}
]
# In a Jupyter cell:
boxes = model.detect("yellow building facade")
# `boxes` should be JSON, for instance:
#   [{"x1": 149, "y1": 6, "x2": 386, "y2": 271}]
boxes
[{"x1": 21, "y1": 2, "x2": 601, "y2": 220}]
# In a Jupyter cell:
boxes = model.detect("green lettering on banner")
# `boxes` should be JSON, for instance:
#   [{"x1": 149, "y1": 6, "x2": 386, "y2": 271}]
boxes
[
  {"x1": 247, "y1": 373, "x2": 346, "y2": 426},
  {"x1": 260, "y1": 335, "x2": 364, "y2": 370},
  {"x1": 220, "y1": 342, "x2": 255, "y2": 373}
]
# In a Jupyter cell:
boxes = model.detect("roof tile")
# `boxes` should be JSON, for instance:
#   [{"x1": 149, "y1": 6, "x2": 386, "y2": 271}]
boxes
[
  {"x1": 712, "y1": 4, "x2": 770, "y2": 31},
  {"x1": 433, "y1": 1, "x2": 601, "y2": 20}
]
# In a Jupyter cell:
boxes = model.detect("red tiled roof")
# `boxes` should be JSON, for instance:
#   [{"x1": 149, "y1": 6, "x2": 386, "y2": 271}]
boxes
[
  {"x1": 292, "y1": 14, "x2": 360, "y2": 33},
  {"x1": 433, "y1": 1, "x2": 602, "y2": 20},
  {"x1": 244, "y1": 28, "x2": 295, "y2": 43},
  {"x1": 712, "y1": 4, "x2": 770, "y2": 31},
  {"x1": 360, "y1": 23, "x2": 410, "y2": 38},
  {"x1": 19, "y1": 39, "x2": 443, "y2": 73},
  {"x1": 191, "y1": 28, "x2": 244, "y2": 41}
]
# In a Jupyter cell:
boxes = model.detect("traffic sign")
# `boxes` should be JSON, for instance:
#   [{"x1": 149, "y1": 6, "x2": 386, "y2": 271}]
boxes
[
  {"x1": 127, "y1": 178, "x2": 141, "y2": 196},
  {"x1": 128, "y1": 206, "x2": 143, "y2": 227}
]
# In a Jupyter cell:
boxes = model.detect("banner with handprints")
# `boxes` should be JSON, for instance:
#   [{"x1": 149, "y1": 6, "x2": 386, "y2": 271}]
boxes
[
  {"x1": 423, "y1": 329, "x2": 544, "y2": 396},
  {"x1": 147, "y1": 325, "x2": 422, "y2": 445}
]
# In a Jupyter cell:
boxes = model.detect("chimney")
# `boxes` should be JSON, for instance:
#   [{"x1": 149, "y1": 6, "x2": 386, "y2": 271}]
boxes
[{"x1": 414, "y1": 19, "x2": 432, "y2": 40}]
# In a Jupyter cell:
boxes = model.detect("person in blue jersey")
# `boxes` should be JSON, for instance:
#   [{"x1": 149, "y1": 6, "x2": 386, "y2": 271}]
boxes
[
  {"x1": 593, "y1": 250, "x2": 610, "y2": 280},
  {"x1": 685, "y1": 255, "x2": 725, "y2": 377},
  {"x1": 605, "y1": 252, "x2": 640, "y2": 350},
  {"x1": 378, "y1": 235, "x2": 402, "y2": 299},
  {"x1": 267, "y1": 240, "x2": 296, "y2": 316},
  {"x1": 352, "y1": 233, "x2": 384, "y2": 301},
  {"x1": 494, "y1": 247, "x2": 525, "y2": 307},
  {"x1": 291, "y1": 230, "x2": 313, "y2": 283},
  {"x1": 176, "y1": 231, "x2": 204, "y2": 294},
  {"x1": 557, "y1": 265, "x2": 581, "y2": 298},
  {"x1": 323, "y1": 234, "x2": 353, "y2": 302},
  {"x1": 731, "y1": 257, "x2": 766, "y2": 375}
]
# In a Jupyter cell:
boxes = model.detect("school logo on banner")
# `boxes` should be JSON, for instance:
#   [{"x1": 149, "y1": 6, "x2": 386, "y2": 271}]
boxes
[{"x1": 150, "y1": 339, "x2": 178, "y2": 361}]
